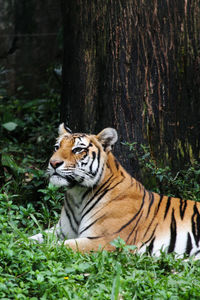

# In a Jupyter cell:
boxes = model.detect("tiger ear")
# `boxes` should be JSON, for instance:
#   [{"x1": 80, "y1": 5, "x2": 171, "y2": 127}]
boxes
[
  {"x1": 58, "y1": 123, "x2": 72, "y2": 136},
  {"x1": 97, "y1": 128, "x2": 118, "y2": 151}
]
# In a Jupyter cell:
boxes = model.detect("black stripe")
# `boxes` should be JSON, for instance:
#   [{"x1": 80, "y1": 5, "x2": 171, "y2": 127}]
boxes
[
  {"x1": 92, "y1": 146, "x2": 101, "y2": 176},
  {"x1": 81, "y1": 178, "x2": 125, "y2": 221},
  {"x1": 81, "y1": 151, "x2": 89, "y2": 159},
  {"x1": 89, "y1": 151, "x2": 96, "y2": 173},
  {"x1": 138, "y1": 183, "x2": 143, "y2": 192},
  {"x1": 96, "y1": 146, "x2": 101, "y2": 165},
  {"x1": 164, "y1": 197, "x2": 171, "y2": 219},
  {"x1": 186, "y1": 232, "x2": 192, "y2": 255},
  {"x1": 106, "y1": 162, "x2": 110, "y2": 169},
  {"x1": 64, "y1": 124, "x2": 72, "y2": 133},
  {"x1": 116, "y1": 189, "x2": 146, "y2": 234},
  {"x1": 82, "y1": 188, "x2": 91, "y2": 201},
  {"x1": 60, "y1": 228, "x2": 65, "y2": 240},
  {"x1": 143, "y1": 213, "x2": 157, "y2": 239},
  {"x1": 82, "y1": 175, "x2": 114, "y2": 213},
  {"x1": 64, "y1": 205, "x2": 77, "y2": 234},
  {"x1": 168, "y1": 208, "x2": 177, "y2": 253},
  {"x1": 79, "y1": 215, "x2": 105, "y2": 235},
  {"x1": 143, "y1": 224, "x2": 158, "y2": 246},
  {"x1": 155, "y1": 194, "x2": 164, "y2": 215},
  {"x1": 58, "y1": 219, "x2": 66, "y2": 239},
  {"x1": 114, "y1": 158, "x2": 119, "y2": 170},
  {"x1": 191, "y1": 203, "x2": 200, "y2": 247},
  {"x1": 194, "y1": 250, "x2": 200, "y2": 256},
  {"x1": 77, "y1": 135, "x2": 85, "y2": 140},
  {"x1": 81, "y1": 190, "x2": 109, "y2": 221},
  {"x1": 60, "y1": 228, "x2": 66, "y2": 240},
  {"x1": 88, "y1": 205, "x2": 106, "y2": 220},
  {"x1": 126, "y1": 211, "x2": 143, "y2": 243},
  {"x1": 132, "y1": 229, "x2": 138, "y2": 245},
  {"x1": 80, "y1": 152, "x2": 89, "y2": 166},
  {"x1": 148, "y1": 237, "x2": 155, "y2": 255},
  {"x1": 120, "y1": 171, "x2": 125, "y2": 178},
  {"x1": 179, "y1": 198, "x2": 187, "y2": 220},
  {"x1": 87, "y1": 236, "x2": 102, "y2": 239},
  {"x1": 146, "y1": 192, "x2": 154, "y2": 218},
  {"x1": 65, "y1": 199, "x2": 79, "y2": 226},
  {"x1": 107, "y1": 178, "x2": 125, "y2": 191},
  {"x1": 81, "y1": 189, "x2": 109, "y2": 221},
  {"x1": 94, "y1": 161, "x2": 105, "y2": 185}
]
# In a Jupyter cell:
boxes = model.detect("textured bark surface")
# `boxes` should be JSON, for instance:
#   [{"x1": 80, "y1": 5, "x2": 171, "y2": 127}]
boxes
[{"x1": 61, "y1": 0, "x2": 200, "y2": 177}]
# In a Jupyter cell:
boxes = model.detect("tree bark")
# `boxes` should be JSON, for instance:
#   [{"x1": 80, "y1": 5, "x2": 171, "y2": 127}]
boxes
[{"x1": 60, "y1": 0, "x2": 200, "y2": 177}]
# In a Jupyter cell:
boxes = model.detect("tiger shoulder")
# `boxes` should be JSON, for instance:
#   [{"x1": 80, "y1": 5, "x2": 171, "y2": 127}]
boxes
[{"x1": 29, "y1": 124, "x2": 200, "y2": 258}]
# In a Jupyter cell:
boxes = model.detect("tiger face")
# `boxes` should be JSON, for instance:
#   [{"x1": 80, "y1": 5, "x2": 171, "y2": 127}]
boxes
[{"x1": 47, "y1": 123, "x2": 118, "y2": 188}]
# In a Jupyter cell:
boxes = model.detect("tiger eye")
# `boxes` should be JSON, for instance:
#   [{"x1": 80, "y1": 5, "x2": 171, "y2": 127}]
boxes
[{"x1": 72, "y1": 147, "x2": 84, "y2": 154}]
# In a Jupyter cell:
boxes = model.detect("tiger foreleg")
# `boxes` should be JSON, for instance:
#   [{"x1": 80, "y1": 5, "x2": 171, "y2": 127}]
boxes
[
  {"x1": 63, "y1": 237, "x2": 115, "y2": 252},
  {"x1": 29, "y1": 225, "x2": 60, "y2": 243}
]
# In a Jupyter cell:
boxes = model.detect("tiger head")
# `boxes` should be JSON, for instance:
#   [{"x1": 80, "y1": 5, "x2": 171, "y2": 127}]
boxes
[{"x1": 48, "y1": 123, "x2": 118, "y2": 188}]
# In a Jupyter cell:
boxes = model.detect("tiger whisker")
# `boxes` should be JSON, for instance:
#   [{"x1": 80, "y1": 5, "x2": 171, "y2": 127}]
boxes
[{"x1": 62, "y1": 168, "x2": 94, "y2": 178}]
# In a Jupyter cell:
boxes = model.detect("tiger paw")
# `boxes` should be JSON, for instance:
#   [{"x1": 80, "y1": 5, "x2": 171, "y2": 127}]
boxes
[{"x1": 29, "y1": 233, "x2": 44, "y2": 244}]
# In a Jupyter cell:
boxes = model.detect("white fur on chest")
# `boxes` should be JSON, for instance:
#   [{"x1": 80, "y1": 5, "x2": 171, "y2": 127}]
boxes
[{"x1": 60, "y1": 186, "x2": 92, "y2": 239}]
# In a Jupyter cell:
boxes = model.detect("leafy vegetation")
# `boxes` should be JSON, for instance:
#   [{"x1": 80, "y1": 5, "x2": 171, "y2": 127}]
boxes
[
  {"x1": 1, "y1": 94, "x2": 200, "y2": 299},
  {"x1": 124, "y1": 142, "x2": 200, "y2": 201}
]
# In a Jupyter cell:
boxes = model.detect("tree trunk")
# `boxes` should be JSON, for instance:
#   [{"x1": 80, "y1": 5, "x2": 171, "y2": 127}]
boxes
[{"x1": 60, "y1": 0, "x2": 200, "y2": 178}]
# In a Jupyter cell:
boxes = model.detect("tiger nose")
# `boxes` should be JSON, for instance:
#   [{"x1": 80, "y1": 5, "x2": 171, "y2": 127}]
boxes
[{"x1": 50, "y1": 159, "x2": 64, "y2": 169}]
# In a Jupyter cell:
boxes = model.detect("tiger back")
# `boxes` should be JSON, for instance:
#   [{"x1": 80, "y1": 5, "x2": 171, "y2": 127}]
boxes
[{"x1": 30, "y1": 124, "x2": 200, "y2": 257}]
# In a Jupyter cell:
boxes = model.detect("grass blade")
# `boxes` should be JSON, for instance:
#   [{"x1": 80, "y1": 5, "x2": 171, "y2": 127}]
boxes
[{"x1": 111, "y1": 263, "x2": 121, "y2": 300}]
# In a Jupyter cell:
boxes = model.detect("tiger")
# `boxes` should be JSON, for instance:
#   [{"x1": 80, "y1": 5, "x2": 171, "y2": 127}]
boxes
[{"x1": 30, "y1": 123, "x2": 200, "y2": 257}]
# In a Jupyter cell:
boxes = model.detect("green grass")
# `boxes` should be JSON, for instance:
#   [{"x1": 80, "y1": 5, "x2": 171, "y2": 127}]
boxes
[
  {"x1": 1, "y1": 202, "x2": 200, "y2": 300},
  {"x1": 1, "y1": 205, "x2": 200, "y2": 300},
  {"x1": 1, "y1": 95, "x2": 200, "y2": 299}
]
